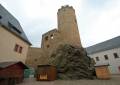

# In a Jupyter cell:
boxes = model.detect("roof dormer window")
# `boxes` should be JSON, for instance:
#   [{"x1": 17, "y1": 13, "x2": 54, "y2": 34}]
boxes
[
  {"x1": 0, "y1": 15, "x2": 2, "y2": 19},
  {"x1": 8, "y1": 22, "x2": 21, "y2": 34}
]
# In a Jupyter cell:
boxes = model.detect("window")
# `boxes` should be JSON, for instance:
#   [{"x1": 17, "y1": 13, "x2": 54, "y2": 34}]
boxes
[
  {"x1": 96, "y1": 57, "x2": 99, "y2": 61},
  {"x1": 0, "y1": 15, "x2": 2, "y2": 19},
  {"x1": 8, "y1": 22, "x2": 21, "y2": 34},
  {"x1": 46, "y1": 45, "x2": 50, "y2": 48},
  {"x1": 50, "y1": 34, "x2": 54, "y2": 39},
  {"x1": 45, "y1": 36, "x2": 48, "y2": 41},
  {"x1": 113, "y1": 53, "x2": 119, "y2": 58},
  {"x1": 104, "y1": 55, "x2": 108, "y2": 60},
  {"x1": 14, "y1": 44, "x2": 19, "y2": 52},
  {"x1": 14, "y1": 44, "x2": 23, "y2": 54},
  {"x1": 19, "y1": 46, "x2": 23, "y2": 53},
  {"x1": 75, "y1": 19, "x2": 77, "y2": 23},
  {"x1": 34, "y1": 59, "x2": 37, "y2": 61}
]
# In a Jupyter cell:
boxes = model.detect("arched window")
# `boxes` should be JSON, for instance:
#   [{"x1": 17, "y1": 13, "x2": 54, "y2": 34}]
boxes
[{"x1": 50, "y1": 34, "x2": 54, "y2": 39}]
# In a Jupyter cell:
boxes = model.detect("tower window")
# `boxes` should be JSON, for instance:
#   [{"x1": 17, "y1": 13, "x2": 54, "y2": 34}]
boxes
[
  {"x1": 45, "y1": 36, "x2": 48, "y2": 41},
  {"x1": 113, "y1": 53, "x2": 119, "y2": 58},
  {"x1": 96, "y1": 57, "x2": 99, "y2": 61},
  {"x1": 34, "y1": 59, "x2": 37, "y2": 61},
  {"x1": 46, "y1": 45, "x2": 50, "y2": 48},
  {"x1": 50, "y1": 34, "x2": 54, "y2": 39},
  {"x1": 75, "y1": 19, "x2": 77, "y2": 23},
  {"x1": 104, "y1": 55, "x2": 108, "y2": 60}
]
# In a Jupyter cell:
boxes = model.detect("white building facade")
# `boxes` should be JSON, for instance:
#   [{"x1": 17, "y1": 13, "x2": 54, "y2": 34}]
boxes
[{"x1": 86, "y1": 36, "x2": 120, "y2": 74}]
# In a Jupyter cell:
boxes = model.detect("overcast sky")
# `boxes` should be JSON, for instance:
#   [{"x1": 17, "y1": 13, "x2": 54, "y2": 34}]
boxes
[{"x1": 0, "y1": 0, "x2": 120, "y2": 47}]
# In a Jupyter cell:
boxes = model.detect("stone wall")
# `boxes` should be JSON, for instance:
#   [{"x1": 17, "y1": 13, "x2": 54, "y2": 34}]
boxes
[
  {"x1": 41, "y1": 29, "x2": 62, "y2": 57},
  {"x1": 26, "y1": 5, "x2": 82, "y2": 68},
  {"x1": 57, "y1": 5, "x2": 82, "y2": 47},
  {"x1": 26, "y1": 47, "x2": 47, "y2": 69}
]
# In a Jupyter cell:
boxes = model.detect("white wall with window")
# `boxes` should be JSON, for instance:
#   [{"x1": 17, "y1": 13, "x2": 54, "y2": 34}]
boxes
[{"x1": 88, "y1": 47, "x2": 120, "y2": 74}]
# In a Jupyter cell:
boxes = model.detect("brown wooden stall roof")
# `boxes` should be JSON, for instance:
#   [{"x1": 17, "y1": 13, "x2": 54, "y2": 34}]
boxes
[{"x1": 0, "y1": 61, "x2": 28, "y2": 69}]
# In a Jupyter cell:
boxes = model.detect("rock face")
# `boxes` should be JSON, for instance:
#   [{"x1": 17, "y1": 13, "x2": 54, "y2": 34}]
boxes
[{"x1": 48, "y1": 44, "x2": 95, "y2": 79}]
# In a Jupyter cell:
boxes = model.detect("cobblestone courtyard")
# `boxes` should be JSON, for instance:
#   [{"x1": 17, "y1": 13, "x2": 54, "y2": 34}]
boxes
[{"x1": 17, "y1": 75, "x2": 120, "y2": 85}]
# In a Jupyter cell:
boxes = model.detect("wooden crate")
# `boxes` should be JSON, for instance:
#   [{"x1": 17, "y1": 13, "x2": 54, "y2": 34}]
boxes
[
  {"x1": 95, "y1": 65, "x2": 110, "y2": 79},
  {"x1": 36, "y1": 65, "x2": 56, "y2": 81}
]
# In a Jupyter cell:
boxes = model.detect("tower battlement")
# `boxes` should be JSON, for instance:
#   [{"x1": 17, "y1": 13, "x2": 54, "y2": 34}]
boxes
[{"x1": 58, "y1": 5, "x2": 74, "y2": 13}]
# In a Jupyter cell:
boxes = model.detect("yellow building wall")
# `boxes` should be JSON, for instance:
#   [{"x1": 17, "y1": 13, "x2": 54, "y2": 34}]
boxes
[{"x1": 0, "y1": 26, "x2": 29, "y2": 63}]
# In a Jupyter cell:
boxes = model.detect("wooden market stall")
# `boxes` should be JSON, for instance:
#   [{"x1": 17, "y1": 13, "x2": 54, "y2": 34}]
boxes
[
  {"x1": 0, "y1": 61, "x2": 28, "y2": 85},
  {"x1": 95, "y1": 63, "x2": 111, "y2": 79},
  {"x1": 36, "y1": 65, "x2": 57, "y2": 81}
]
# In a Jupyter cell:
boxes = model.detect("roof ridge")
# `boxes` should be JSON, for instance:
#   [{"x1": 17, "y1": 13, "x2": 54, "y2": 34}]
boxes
[{"x1": 86, "y1": 36, "x2": 120, "y2": 54}]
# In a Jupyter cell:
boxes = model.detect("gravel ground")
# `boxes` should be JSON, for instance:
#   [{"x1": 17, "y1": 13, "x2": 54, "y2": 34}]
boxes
[{"x1": 17, "y1": 75, "x2": 120, "y2": 85}]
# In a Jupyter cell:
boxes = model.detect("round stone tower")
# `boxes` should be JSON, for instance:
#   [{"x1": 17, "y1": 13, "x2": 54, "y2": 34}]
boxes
[{"x1": 57, "y1": 5, "x2": 82, "y2": 47}]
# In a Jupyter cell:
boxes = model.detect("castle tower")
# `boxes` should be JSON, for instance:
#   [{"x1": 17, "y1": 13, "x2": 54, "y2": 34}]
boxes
[{"x1": 57, "y1": 5, "x2": 82, "y2": 47}]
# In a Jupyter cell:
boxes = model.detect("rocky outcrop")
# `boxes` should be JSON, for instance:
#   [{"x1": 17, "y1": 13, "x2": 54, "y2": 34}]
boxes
[{"x1": 48, "y1": 44, "x2": 95, "y2": 79}]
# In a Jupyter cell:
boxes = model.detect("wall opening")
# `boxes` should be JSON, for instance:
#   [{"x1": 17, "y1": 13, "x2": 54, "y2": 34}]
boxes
[
  {"x1": 75, "y1": 19, "x2": 77, "y2": 23},
  {"x1": 50, "y1": 34, "x2": 54, "y2": 39},
  {"x1": 34, "y1": 59, "x2": 37, "y2": 61},
  {"x1": 96, "y1": 57, "x2": 99, "y2": 61},
  {"x1": 46, "y1": 45, "x2": 50, "y2": 48},
  {"x1": 113, "y1": 53, "x2": 119, "y2": 58},
  {"x1": 104, "y1": 55, "x2": 108, "y2": 60},
  {"x1": 0, "y1": 15, "x2": 2, "y2": 19},
  {"x1": 45, "y1": 36, "x2": 48, "y2": 41}
]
